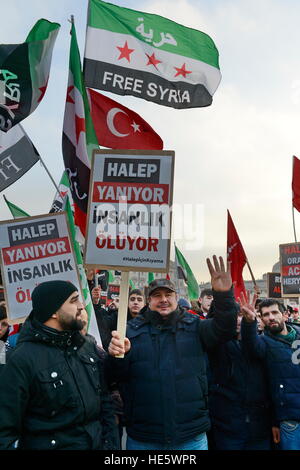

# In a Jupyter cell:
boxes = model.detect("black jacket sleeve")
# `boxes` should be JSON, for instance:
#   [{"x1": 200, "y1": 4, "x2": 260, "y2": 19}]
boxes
[
  {"x1": 0, "y1": 352, "x2": 33, "y2": 449},
  {"x1": 104, "y1": 349, "x2": 132, "y2": 387},
  {"x1": 94, "y1": 306, "x2": 118, "y2": 351},
  {"x1": 241, "y1": 318, "x2": 267, "y2": 359},
  {"x1": 198, "y1": 288, "x2": 238, "y2": 350},
  {"x1": 93, "y1": 344, "x2": 119, "y2": 450}
]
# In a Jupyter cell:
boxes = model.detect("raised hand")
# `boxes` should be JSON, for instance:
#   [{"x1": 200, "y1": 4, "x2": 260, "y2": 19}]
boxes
[
  {"x1": 238, "y1": 290, "x2": 257, "y2": 323},
  {"x1": 206, "y1": 255, "x2": 232, "y2": 292}
]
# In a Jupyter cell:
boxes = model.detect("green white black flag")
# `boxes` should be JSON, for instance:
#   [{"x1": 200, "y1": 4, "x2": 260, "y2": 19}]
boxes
[
  {"x1": 84, "y1": 0, "x2": 221, "y2": 109},
  {"x1": 0, "y1": 124, "x2": 40, "y2": 192},
  {"x1": 0, "y1": 19, "x2": 60, "y2": 131}
]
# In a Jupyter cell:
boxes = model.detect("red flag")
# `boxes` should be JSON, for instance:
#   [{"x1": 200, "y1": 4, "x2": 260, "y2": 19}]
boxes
[
  {"x1": 227, "y1": 210, "x2": 247, "y2": 300},
  {"x1": 292, "y1": 156, "x2": 300, "y2": 212},
  {"x1": 87, "y1": 88, "x2": 163, "y2": 150}
]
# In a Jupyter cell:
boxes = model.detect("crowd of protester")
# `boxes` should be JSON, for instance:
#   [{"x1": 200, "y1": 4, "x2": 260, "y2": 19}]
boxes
[{"x1": 1, "y1": 261, "x2": 300, "y2": 451}]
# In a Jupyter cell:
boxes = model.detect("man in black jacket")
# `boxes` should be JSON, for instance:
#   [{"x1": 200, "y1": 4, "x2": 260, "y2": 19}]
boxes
[
  {"x1": 240, "y1": 295, "x2": 300, "y2": 450},
  {"x1": 0, "y1": 280, "x2": 118, "y2": 450},
  {"x1": 107, "y1": 256, "x2": 238, "y2": 450},
  {"x1": 208, "y1": 310, "x2": 271, "y2": 449}
]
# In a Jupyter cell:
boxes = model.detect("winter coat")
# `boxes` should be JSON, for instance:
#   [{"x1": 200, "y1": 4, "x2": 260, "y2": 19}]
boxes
[
  {"x1": 105, "y1": 289, "x2": 238, "y2": 445},
  {"x1": 0, "y1": 318, "x2": 118, "y2": 450},
  {"x1": 190, "y1": 300, "x2": 207, "y2": 319},
  {"x1": 94, "y1": 305, "x2": 143, "y2": 350},
  {"x1": 208, "y1": 338, "x2": 271, "y2": 440},
  {"x1": 241, "y1": 319, "x2": 300, "y2": 422},
  {"x1": 94, "y1": 304, "x2": 115, "y2": 350}
]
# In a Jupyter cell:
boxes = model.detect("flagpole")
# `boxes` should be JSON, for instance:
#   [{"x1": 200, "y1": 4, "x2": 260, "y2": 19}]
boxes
[
  {"x1": 174, "y1": 241, "x2": 180, "y2": 294},
  {"x1": 246, "y1": 257, "x2": 258, "y2": 292},
  {"x1": 20, "y1": 124, "x2": 61, "y2": 195},
  {"x1": 293, "y1": 204, "x2": 298, "y2": 243},
  {"x1": 38, "y1": 155, "x2": 61, "y2": 194},
  {"x1": 292, "y1": 157, "x2": 298, "y2": 243}
]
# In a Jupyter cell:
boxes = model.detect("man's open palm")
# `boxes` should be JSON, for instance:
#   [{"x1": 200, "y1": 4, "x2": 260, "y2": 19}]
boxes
[{"x1": 206, "y1": 255, "x2": 232, "y2": 292}]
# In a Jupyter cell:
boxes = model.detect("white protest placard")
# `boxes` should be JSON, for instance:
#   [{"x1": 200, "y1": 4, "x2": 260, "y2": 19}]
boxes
[
  {"x1": 85, "y1": 149, "x2": 175, "y2": 272},
  {"x1": 0, "y1": 212, "x2": 82, "y2": 323}
]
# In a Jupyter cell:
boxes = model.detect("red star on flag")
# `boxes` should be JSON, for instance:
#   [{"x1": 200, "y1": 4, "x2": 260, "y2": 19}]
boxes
[
  {"x1": 174, "y1": 63, "x2": 192, "y2": 78},
  {"x1": 37, "y1": 79, "x2": 49, "y2": 103},
  {"x1": 66, "y1": 86, "x2": 75, "y2": 104},
  {"x1": 75, "y1": 115, "x2": 86, "y2": 143},
  {"x1": 117, "y1": 41, "x2": 135, "y2": 62},
  {"x1": 146, "y1": 53, "x2": 162, "y2": 69},
  {"x1": 60, "y1": 190, "x2": 68, "y2": 199}
]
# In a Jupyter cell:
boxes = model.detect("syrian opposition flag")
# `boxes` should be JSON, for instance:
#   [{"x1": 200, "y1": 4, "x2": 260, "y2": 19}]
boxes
[
  {"x1": 0, "y1": 19, "x2": 60, "y2": 132},
  {"x1": 62, "y1": 23, "x2": 99, "y2": 237},
  {"x1": 84, "y1": 0, "x2": 221, "y2": 109},
  {"x1": 175, "y1": 244, "x2": 199, "y2": 300},
  {"x1": 292, "y1": 156, "x2": 300, "y2": 212},
  {"x1": 0, "y1": 124, "x2": 40, "y2": 192},
  {"x1": 227, "y1": 210, "x2": 247, "y2": 300},
  {"x1": 87, "y1": 88, "x2": 163, "y2": 149}
]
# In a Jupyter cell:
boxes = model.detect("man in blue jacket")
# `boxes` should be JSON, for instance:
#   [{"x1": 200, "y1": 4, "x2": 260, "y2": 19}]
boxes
[
  {"x1": 107, "y1": 255, "x2": 238, "y2": 450},
  {"x1": 240, "y1": 295, "x2": 300, "y2": 450}
]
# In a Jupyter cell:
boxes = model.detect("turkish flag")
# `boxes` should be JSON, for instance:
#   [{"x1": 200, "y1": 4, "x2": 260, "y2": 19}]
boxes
[
  {"x1": 87, "y1": 88, "x2": 163, "y2": 150},
  {"x1": 227, "y1": 210, "x2": 247, "y2": 300},
  {"x1": 292, "y1": 156, "x2": 300, "y2": 212}
]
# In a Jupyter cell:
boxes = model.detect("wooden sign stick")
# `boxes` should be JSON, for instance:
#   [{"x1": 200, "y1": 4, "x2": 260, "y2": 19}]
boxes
[{"x1": 116, "y1": 271, "x2": 130, "y2": 358}]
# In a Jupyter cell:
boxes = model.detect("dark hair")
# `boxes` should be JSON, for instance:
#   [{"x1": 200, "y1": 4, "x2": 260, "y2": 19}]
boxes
[
  {"x1": 0, "y1": 304, "x2": 7, "y2": 321},
  {"x1": 129, "y1": 289, "x2": 144, "y2": 298},
  {"x1": 255, "y1": 298, "x2": 263, "y2": 309},
  {"x1": 200, "y1": 288, "x2": 213, "y2": 298},
  {"x1": 258, "y1": 299, "x2": 284, "y2": 314}
]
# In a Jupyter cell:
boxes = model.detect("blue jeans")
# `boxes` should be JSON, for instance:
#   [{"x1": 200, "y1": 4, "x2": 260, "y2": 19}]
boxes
[
  {"x1": 280, "y1": 420, "x2": 300, "y2": 450},
  {"x1": 213, "y1": 429, "x2": 270, "y2": 450},
  {"x1": 126, "y1": 433, "x2": 208, "y2": 450}
]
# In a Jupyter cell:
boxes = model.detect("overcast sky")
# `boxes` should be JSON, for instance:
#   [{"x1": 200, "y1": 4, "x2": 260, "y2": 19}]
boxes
[{"x1": 1, "y1": 0, "x2": 300, "y2": 283}]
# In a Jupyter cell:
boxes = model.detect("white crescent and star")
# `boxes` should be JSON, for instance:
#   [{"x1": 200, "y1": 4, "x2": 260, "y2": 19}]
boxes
[{"x1": 106, "y1": 107, "x2": 140, "y2": 137}]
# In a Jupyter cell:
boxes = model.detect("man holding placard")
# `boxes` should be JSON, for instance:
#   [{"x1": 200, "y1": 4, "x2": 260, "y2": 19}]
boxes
[{"x1": 107, "y1": 255, "x2": 238, "y2": 450}]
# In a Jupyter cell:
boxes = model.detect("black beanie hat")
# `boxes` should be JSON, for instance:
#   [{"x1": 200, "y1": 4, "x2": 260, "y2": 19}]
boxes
[{"x1": 30, "y1": 280, "x2": 78, "y2": 323}]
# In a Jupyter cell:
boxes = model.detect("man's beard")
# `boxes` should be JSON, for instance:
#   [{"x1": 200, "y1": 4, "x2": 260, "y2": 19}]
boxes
[
  {"x1": 266, "y1": 322, "x2": 284, "y2": 334},
  {"x1": 59, "y1": 314, "x2": 84, "y2": 331}
]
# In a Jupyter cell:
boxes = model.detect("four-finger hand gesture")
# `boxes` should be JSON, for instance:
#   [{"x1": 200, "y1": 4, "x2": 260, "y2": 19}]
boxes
[
  {"x1": 238, "y1": 290, "x2": 257, "y2": 323},
  {"x1": 206, "y1": 255, "x2": 232, "y2": 292}
]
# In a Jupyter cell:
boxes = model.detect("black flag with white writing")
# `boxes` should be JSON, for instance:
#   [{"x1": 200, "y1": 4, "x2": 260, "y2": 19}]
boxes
[{"x1": 0, "y1": 124, "x2": 40, "y2": 192}]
